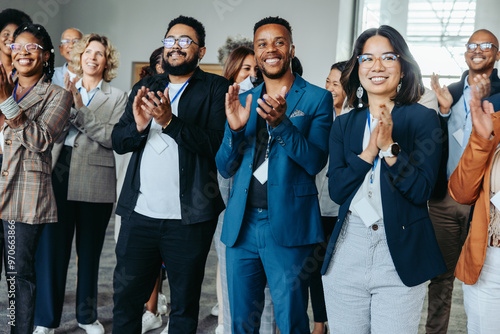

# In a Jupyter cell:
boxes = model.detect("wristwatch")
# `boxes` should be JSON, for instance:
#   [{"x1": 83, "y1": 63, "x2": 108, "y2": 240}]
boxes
[{"x1": 380, "y1": 142, "x2": 400, "y2": 158}]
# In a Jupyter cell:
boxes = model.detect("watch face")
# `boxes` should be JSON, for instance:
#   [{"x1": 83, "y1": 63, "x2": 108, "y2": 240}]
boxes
[{"x1": 391, "y1": 143, "x2": 400, "y2": 156}]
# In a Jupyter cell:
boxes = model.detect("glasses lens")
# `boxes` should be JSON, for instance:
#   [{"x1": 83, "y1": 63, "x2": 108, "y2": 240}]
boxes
[
  {"x1": 467, "y1": 43, "x2": 478, "y2": 52},
  {"x1": 381, "y1": 54, "x2": 398, "y2": 66},
  {"x1": 10, "y1": 43, "x2": 21, "y2": 52},
  {"x1": 61, "y1": 39, "x2": 69, "y2": 45},
  {"x1": 479, "y1": 43, "x2": 492, "y2": 51},
  {"x1": 178, "y1": 38, "x2": 191, "y2": 49},
  {"x1": 26, "y1": 43, "x2": 38, "y2": 52},
  {"x1": 358, "y1": 55, "x2": 371, "y2": 66},
  {"x1": 163, "y1": 38, "x2": 175, "y2": 48},
  {"x1": 71, "y1": 39, "x2": 80, "y2": 44}
]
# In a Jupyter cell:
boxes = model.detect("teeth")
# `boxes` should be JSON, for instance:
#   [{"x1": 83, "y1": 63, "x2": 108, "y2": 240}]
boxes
[
  {"x1": 18, "y1": 59, "x2": 31, "y2": 65},
  {"x1": 86, "y1": 63, "x2": 97, "y2": 67},
  {"x1": 370, "y1": 77, "x2": 386, "y2": 82},
  {"x1": 472, "y1": 58, "x2": 484, "y2": 64},
  {"x1": 265, "y1": 58, "x2": 279, "y2": 64}
]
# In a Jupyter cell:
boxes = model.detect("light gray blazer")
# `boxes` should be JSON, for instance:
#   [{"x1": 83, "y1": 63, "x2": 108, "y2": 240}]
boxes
[{"x1": 52, "y1": 80, "x2": 127, "y2": 203}]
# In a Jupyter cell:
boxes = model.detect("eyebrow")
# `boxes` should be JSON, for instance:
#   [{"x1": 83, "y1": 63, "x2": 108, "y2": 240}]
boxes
[
  {"x1": 361, "y1": 51, "x2": 397, "y2": 55},
  {"x1": 166, "y1": 34, "x2": 193, "y2": 39},
  {"x1": 255, "y1": 36, "x2": 286, "y2": 43}
]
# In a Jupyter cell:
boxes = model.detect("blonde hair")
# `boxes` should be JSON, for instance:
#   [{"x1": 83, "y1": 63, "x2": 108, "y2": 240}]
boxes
[{"x1": 70, "y1": 33, "x2": 119, "y2": 82}]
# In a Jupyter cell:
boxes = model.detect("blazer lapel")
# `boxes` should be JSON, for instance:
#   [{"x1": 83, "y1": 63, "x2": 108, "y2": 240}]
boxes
[
  {"x1": 285, "y1": 75, "x2": 306, "y2": 117},
  {"x1": 88, "y1": 81, "x2": 110, "y2": 110},
  {"x1": 17, "y1": 77, "x2": 47, "y2": 112},
  {"x1": 349, "y1": 109, "x2": 366, "y2": 155}
]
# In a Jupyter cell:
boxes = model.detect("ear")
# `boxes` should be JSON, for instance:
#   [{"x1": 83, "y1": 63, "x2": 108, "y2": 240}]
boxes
[
  {"x1": 291, "y1": 44, "x2": 295, "y2": 59},
  {"x1": 496, "y1": 50, "x2": 500, "y2": 62},
  {"x1": 401, "y1": 72, "x2": 404, "y2": 79},
  {"x1": 198, "y1": 46, "x2": 207, "y2": 60}
]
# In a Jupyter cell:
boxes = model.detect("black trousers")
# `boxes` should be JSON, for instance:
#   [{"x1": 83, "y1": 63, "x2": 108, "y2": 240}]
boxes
[
  {"x1": 112, "y1": 211, "x2": 216, "y2": 334},
  {"x1": 34, "y1": 146, "x2": 113, "y2": 327}
]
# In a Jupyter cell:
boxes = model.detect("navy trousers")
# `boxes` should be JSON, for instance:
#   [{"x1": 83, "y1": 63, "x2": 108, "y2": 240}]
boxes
[
  {"x1": 112, "y1": 211, "x2": 216, "y2": 334},
  {"x1": 226, "y1": 208, "x2": 314, "y2": 334}
]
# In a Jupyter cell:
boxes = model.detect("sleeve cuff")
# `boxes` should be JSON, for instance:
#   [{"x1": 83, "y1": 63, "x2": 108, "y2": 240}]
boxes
[{"x1": 0, "y1": 96, "x2": 21, "y2": 119}]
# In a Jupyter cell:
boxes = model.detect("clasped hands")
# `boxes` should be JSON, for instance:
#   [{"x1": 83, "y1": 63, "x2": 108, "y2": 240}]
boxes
[
  {"x1": 359, "y1": 105, "x2": 396, "y2": 165},
  {"x1": 133, "y1": 86, "x2": 172, "y2": 133},
  {"x1": 225, "y1": 82, "x2": 287, "y2": 132}
]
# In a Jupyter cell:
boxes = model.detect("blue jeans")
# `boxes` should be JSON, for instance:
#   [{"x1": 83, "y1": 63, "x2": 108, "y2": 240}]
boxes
[{"x1": 2, "y1": 220, "x2": 44, "y2": 334}]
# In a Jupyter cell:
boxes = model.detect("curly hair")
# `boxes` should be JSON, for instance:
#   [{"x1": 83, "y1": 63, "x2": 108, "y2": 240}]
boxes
[
  {"x1": 165, "y1": 15, "x2": 205, "y2": 47},
  {"x1": 70, "y1": 33, "x2": 119, "y2": 82},
  {"x1": 13, "y1": 23, "x2": 55, "y2": 83},
  {"x1": 0, "y1": 8, "x2": 32, "y2": 32},
  {"x1": 217, "y1": 35, "x2": 253, "y2": 66}
]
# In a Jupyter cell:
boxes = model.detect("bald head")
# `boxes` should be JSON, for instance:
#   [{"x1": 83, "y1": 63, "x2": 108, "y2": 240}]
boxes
[
  {"x1": 469, "y1": 29, "x2": 498, "y2": 47},
  {"x1": 59, "y1": 28, "x2": 83, "y2": 63},
  {"x1": 465, "y1": 29, "x2": 500, "y2": 76}
]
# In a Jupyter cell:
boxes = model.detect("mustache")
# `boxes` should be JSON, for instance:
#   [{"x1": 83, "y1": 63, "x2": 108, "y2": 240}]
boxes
[{"x1": 167, "y1": 50, "x2": 187, "y2": 57}]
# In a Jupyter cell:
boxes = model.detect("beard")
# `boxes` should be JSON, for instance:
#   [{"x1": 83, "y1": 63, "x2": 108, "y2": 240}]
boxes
[
  {"x1": 258, "y1": 58, "x2": 291, "y2": 80},
  {"x1": 162, "y1": 50, "x2": 199, "y2": 76}
]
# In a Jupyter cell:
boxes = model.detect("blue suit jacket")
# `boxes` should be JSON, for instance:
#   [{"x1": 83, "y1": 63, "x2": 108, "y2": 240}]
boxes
[
  {"x1": 216, "y1": 74, "x2": 333, "y2": 247},
  {"x1": 322, "y1": 104, "x2": 447, "y2": 287}
]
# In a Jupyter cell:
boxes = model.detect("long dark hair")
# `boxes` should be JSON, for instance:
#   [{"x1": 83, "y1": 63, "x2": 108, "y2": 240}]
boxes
[
  {"x1": 222, "y1": 46, "x2": 254, "y2": 83},
  {"x1": 140, "y1": 47, "x2": 163, "y2": 79},
  {"x1": 13, "y1": 23, "x2": 55, "y2": 82},
  {"x1": 342, "y1": 25, "x2": 423, "y2": 109}
]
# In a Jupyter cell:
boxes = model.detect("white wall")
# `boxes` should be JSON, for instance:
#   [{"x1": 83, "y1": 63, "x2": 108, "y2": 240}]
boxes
[{"x1": 2, "y1": 0, "x2": 343, "y2": 92}]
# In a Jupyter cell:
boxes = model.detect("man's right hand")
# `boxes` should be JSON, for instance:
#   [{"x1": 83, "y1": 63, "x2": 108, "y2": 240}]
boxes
[
  {"x1": 431, "y1": 73, "x2": 453, "y2": 114},
  {"x1": 225, "y1": 83, "x2": 252, "y2": 132},
  {"x1": 133, "y1": 86, "x2": 153, "y2": 133}
]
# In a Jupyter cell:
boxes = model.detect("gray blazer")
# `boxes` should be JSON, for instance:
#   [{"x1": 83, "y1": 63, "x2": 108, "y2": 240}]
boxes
[{"x1": 52, "y1": 80, "x2": 127, "y2": 203}]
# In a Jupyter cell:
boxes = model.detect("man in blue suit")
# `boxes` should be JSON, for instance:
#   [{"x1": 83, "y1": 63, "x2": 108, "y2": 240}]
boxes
[{"x1": 216, "y1": 16, "x2": 333, "y2": 333}]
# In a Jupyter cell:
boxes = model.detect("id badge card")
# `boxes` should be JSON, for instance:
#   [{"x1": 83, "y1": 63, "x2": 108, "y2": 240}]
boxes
[
  {"x1": 149, "y1": 131, "x2": 169, "y2": 154},
  {"x1": 453, "y1": 128, "x2": 465, "y2": 147},
  {"x1": 253, "y1": 159, "x2": 268, "y2": 185},
  {"x1": 491, "y1": 192, "x2": 500, "y2": 211},
  {"x1": 352, "y1": 197, "x2": 381, "y2": 227}
]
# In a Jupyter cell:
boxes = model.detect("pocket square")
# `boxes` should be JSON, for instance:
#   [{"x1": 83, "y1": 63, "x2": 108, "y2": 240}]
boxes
[{"x1": 290, "y1": 110, "x2": 305, "y2": 118}]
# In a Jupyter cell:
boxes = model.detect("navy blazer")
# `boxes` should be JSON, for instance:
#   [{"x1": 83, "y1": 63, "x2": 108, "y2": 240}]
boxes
[
  {"x1": 322, "y1": 104, "x2": 446, "y2": 287},
  {"x1": 216, "y1": 74, "x2": 333, "y2": 247}
]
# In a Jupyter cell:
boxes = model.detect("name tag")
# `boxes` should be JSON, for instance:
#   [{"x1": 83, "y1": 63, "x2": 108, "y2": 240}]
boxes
[
  {"x1": 491, "y1": 192, "x2": 500, "y2": 211},
  {"x1": 253, "y1": 158, "x2": 268, "y2": 185},
  {"x1": 453, "y1": 128, "x2": 465, "y2": 147},
  {"x1": 352, "y1": 197, "x2": 381, "y2": 228},
  {"x1": 149, "y1": 131, "x2": 169, "y2": 154}
]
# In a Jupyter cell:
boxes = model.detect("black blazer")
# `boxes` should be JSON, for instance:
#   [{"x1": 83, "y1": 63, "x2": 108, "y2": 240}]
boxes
[{"x1": 112, "y1": 68, "x2": 230, "y2": 224}]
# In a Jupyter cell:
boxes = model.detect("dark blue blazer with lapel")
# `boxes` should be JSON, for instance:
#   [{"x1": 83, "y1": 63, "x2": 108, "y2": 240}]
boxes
[
  {"x1": 322, "y1": 104, "x2": 447, "y2": 287},
  {"x1": 216, "y1": 74, "x2": 333, "y2": 247}
]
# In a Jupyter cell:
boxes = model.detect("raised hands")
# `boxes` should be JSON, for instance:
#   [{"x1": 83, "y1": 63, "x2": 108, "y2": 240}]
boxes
[
  {"x1": 430, "y1": 72, "x2": 453, "y2": 114},
  {"x1": 469, "y1": 84, "x2": 494, "y2": 140},
  {"x1": 64, "y1": 73, "x2": 83, "y2": 109},
  {"x1": 471, "y1": 73, "x2": 491, "y2": 100},
  {"x1": 133, "y1": 86, "x2": 154, "y2": 133},
  {"x1": 225, "y1": 83, "x2": 252, "y2": 131},
  {"x1": 257, "y1": 86, "x2": 287, "y2": 128},
  {"x1": 0, "y1": 61, "x2": 15, "y2": 103}
]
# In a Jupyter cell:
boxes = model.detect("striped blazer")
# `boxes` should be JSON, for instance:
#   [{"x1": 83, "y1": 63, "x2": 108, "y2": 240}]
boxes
[
  {"x1": 52, "y1": 80, "x2": 127, "y2": 203},
  {"x1": 0, "y1": 76, "x2": 71, "y2": 224}
]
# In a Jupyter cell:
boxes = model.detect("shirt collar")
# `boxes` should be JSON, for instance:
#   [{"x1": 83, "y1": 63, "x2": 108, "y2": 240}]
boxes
[{"x1": 75, "y1": 78, "x2": 103, "y2": 92}]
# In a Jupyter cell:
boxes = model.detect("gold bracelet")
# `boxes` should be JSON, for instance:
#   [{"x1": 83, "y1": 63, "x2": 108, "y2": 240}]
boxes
[{"x1": 163, "y1": 117, "x2": 172, "y2": 130}]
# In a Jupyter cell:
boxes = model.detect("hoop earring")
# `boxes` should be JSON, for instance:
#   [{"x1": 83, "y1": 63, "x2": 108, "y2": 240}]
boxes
[
  {"x1": 356, "y1": 85, "x2": 364, "y2": 108},
  {"x1": 397, "y1": 80, "x2": 402, "y2": 93},
  {"x1": 44, "y1": 61, "x2": 48, "y2": 68}
]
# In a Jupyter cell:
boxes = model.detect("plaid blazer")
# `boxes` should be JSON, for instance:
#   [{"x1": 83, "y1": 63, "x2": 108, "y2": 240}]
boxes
[
  {"x1": 0, "y1": 77, "x2": 71, "y2": 224},
  {"x1": 52, "y1": 81, "x2": 127, "y2": 203}
]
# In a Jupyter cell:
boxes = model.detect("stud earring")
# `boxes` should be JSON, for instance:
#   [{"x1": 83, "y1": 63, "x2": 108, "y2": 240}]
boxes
[{"x1": 356, "y1": 85, "x2": 364, "y2": 108}]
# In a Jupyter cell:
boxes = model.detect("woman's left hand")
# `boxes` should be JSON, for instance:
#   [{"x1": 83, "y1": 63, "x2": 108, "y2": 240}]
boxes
[
  {"x1": 0, "y1": 62, "x2": 15, "y2": 103},
  {"x1": 377, "y1": 105, "x2": 394, "y2": 150}
]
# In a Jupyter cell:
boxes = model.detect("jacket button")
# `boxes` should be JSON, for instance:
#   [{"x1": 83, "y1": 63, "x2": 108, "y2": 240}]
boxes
[
  {"x1": 1, "y1": 170, "x2": 8, "y2": 176},
  {"x1": 244, "y1": 188, "x2": 248, "y2": 193},
  {"x1": 372, "y1": 224, "x2": 378, "y2": 231},
  {"x1": 74, "y1": 143, "x2": 79, "y2": 148},
  {"x1": 4, "y1": 140, "x2": 11, "y2": 145}
]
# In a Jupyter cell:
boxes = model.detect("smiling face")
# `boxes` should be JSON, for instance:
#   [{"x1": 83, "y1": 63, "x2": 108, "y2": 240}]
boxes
[
  {"x1": 234, "y1": 54, "x2": 258, "y2": 84},
  {"x1": 0, "y1": 23, "x2": 18, "y2": 56},
  {"x1": 465, "y1": 30, "x2": 500, "y2": 74},
  {"x1": 326, "y1": 68, "x2": 346, "y2": 110},
  {"x1": 162, "y1": 23, "x2": 205, "y2": 76},
  {"x1": 358, "y1": 35, "x2": 402, "y2": 101},
  {"x1": 12, "y1": 32, "x2": 48, "y2": 80},
  {"x1": 254, "y1": 23, "x2": 295, "y2": 80},
  {"x1": 59, "y1": 28, "x2": 82, "y2": 63},
  {"x1": 80, "y1": 40, "x2": 107, "y2": 79}
]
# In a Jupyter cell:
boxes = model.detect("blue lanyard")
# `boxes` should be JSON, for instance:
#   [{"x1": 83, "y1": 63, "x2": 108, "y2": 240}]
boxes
[
  {"x1": 166, "y1": 77, "x2": 191, "y2": 104},
  {"x1": 78, "y1": 87, "x2": 97, "y2": 107},
  {"x1": 367, "y1": 109, "x2": 378, "y2": 184},
  {"x1": 262, "y1": 86, "x2": 290, "y2": 159},
  {"x1": 14, "y1": 82, "x2": 36, "y2": 103},
  {"x1": 463, "y1": 89, "x2": 470, "y2": 129}
]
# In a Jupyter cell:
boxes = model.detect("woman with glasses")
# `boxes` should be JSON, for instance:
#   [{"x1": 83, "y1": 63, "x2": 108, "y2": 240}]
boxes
[
  {"x1": 321, "y1": 25, "x2": 446, "y2": 333},
  {"x1": 32, "y1": 33, "x2": 127, "y2": 334},
  {"x1": 0, "y1": 23, "x2": 71, "y2": 334},
  {"x1": 0, "y1": 8, "x2": 32, "y2": 76}
]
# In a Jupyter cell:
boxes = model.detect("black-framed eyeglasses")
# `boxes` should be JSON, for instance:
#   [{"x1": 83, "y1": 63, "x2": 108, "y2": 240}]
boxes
[
  {"x1": 466, "y1": 42, "x2": 499, "y2": 53},
  {"x1": 161, "y1": 37, "x2": 199, "y2": 49},
  {"x1": 61, "y1": 39, "x2": 80, "y2": 45},
  {"x1": 9, "y1": 43, "x2": 44, "y2": 53},
  {"x1": 357, "y1": 53, "x2": 399, "y2": 68}
]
